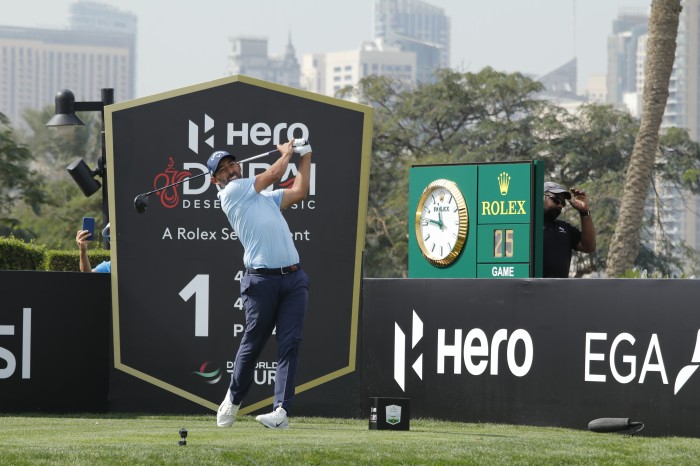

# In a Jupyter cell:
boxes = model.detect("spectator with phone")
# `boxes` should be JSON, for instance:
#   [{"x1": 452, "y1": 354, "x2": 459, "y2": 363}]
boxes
[{"x1": 76, "y1": 221, "x2": 111, "y2": 273}]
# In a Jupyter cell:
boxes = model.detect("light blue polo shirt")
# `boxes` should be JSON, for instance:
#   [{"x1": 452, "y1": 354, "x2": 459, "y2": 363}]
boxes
[
  {"x1": 94, "y1": 261, "x2": 111, "y2": 273},
  {"x1": 218, "y1": 177, "x2": 299, "y2": 269}
]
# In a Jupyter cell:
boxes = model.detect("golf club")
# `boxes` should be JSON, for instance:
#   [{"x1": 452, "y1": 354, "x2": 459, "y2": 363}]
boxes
[{"x1": 133, "y1": 139, "x2": 309, "y2": 213}]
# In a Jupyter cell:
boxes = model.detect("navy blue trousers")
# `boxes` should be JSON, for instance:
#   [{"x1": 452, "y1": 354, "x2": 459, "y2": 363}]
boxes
[{"x1": 229, "y1": 269, "x2": 309, "y2": 413}]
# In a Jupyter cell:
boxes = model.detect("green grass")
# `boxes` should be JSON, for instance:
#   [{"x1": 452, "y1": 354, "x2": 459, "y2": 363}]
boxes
[{"x1": 1, "y1": 414, "x2": 699, "y2": 465}]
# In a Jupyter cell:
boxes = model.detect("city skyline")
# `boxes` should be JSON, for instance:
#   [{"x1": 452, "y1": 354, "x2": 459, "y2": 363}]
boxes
[{"x1": 2, "y1": 0, "x2": 651, "y2": 99}]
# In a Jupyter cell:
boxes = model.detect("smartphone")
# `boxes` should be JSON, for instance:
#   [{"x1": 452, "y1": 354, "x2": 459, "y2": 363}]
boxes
[{"x1": 82, "y1": 217, "x2": 95, "y2": 241}]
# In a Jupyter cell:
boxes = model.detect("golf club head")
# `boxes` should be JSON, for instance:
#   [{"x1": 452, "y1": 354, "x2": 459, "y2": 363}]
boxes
[{"x1": 134, "y1": 193, "x2": 150, "y2": 213}]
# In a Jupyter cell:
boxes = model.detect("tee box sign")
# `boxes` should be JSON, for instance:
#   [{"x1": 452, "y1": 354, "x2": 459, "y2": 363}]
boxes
[
  {"x1": 104, "y1": 76, "x2": 372, "y2": 414},
  {"x1": 408, "y1": 161, "x2": 543, "y2": 278}
]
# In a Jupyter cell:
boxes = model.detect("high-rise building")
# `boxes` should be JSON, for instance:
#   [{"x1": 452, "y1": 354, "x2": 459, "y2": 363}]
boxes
[
  {"x1": 536, "y1": 58, "x2": 587, "y2": 113},
  {"x1": 584, "y1": 75, "x2": 607, "y2": 104},
  {"x1": 0, "y1": 1, "x2": 136, "y2": 128},
  {"x1": 301, "y1": 54, "x2": 326, "y2": 95},
  {"x1": 302, "y1": 41, "x2": 416, "y2": 98},
  {"x1": 69, "y1": 0, "x2": 137, "y2": 36},
  {"x1": 614, "y1": 3, "x2": 700, "y2": 273},
  {"x1": 374, "y1": 0, "x2": 450, "y2": 83},
  {"x1": 226, "y1": 35, "x2": 300, "y2": 89},
  {"x1": 668, "y1": 0, "x2": 700, "y2": 271},
  {"x1": 606, "y1": 8, "x2": 648, "y2": 107},
  {"x1": 539, "y1": 58, "x2": 577, "y2": 96},
  {"x1": 677, "y1": 0, "x2": 700, "y2": 141}
]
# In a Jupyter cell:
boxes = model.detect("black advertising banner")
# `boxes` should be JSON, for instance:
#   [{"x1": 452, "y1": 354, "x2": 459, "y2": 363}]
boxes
[
  {"x1": 363, "y1": 278, "x2": 700, "y2": 437},
  {"x1": 0, "y1": 271, "x2": 110, "y2": 412},
  {"x1": 105, "y1": 76, "x2": 372, "y2": 414}
]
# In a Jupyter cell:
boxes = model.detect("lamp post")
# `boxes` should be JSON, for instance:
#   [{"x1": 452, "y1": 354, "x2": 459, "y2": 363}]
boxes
[{"x1": 47, "y1": 88, "x2": 114, "y2": 249}]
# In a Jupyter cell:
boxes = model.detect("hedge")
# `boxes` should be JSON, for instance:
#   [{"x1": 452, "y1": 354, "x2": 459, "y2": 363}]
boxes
[{"x1": 0, "y1": 236, "x2": 110, "y2": 271}]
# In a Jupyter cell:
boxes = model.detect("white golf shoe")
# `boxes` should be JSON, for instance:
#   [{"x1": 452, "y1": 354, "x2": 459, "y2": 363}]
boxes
[
  {"x1": 255, "y1": 406, "x2": 289, "y2": 429},
  {"x1": 216, "y1": 390, "x2": 240, "y2": 427}
]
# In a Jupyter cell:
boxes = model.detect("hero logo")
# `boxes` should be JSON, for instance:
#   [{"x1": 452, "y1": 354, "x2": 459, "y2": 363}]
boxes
[
  {"x1": 394, "y1": 311, "x2": 423, "y2": 391},
  {"x1": 155, "y1": 116, "x2": 314, "y2": 210},
  {"x1": 394, "y1": 310, "x2": 534, "y2": 392},
  {"x1": 585, "y1": 330, "x2": 700, "y2": 395},
  {"x1": 189, "y1": 114, "x2": 215, "y2": 154},
  {"x1": 188, "y1": 114, "x2": 310, "y2": 154}
]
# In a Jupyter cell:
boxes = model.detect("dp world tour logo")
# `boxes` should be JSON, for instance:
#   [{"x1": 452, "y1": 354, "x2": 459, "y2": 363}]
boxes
[
  {"x1": 192, "y1": 361, "x2": 222, "y2": 384},
  {"x1": 394, "y1": 310, "x2": 423, "y2": 392},
  {"x1": 189, "y1": 114, "x2": 215, "y2": 154}
]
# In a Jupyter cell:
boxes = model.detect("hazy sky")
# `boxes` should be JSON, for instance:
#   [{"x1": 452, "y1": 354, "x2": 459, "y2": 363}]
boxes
[{"x1": 2, "y1": 0, "x2": 651, "y2": 98}]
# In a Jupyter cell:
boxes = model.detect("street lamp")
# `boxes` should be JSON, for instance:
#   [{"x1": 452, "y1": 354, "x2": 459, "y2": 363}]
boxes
[{"x1": 47, "y1": 88, "x2": 114, "y2": 249}]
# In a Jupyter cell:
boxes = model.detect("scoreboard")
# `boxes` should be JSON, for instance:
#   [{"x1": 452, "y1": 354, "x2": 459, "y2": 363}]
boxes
[{"x1": 408, "y1": 161, "x2": 544, "y2": 278}]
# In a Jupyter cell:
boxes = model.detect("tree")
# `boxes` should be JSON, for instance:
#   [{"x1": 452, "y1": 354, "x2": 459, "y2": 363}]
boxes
[
  {"x1": 606, "y1": 0, "x2": 683, "y2": 276},
  {"x1": 0, "y1": 112, "x2": 46, "y2": 240},
  {"x1": 344, "y1": 69, "x2": 570, "y2": 277},
  {"x1": 20, "y1": 107, "x2": 102, "y2": 177},
  {"x1": 349, "y1": 68, "x2": 700, "y2": 278},
  {"x1": 8, "y1": 107, "x2": 102, "y2": 249}
]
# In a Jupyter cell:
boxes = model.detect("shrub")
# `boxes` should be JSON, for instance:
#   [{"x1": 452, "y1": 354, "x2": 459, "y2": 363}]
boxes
[
  {"x1": 0, "y1": 236, "x2": 110, "y2": 271},
  {"x1": 44, "y1": 249, "x2": 110, "y2": 272},
  {"x1": 0, "y1": 236, "x2": 46, "y2": 270}
]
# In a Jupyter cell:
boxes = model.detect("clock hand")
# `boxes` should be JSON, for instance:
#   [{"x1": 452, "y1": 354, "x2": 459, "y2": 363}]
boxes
[{"x1": 438, "y1": 210, "x2": 444, "y2": 230}]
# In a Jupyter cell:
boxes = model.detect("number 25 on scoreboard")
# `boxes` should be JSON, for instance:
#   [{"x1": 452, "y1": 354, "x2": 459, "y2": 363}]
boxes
[{"x1": 493, "y1": 229, "x2": 514, "y2": 258}]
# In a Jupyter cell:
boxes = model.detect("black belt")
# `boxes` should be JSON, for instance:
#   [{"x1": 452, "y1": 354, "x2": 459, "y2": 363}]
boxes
[{"x1": 246, "y1": 264, "x2": 301, "y2": 275}]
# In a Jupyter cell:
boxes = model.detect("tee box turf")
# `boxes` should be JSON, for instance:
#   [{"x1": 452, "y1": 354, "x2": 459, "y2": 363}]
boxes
[{"x1": 369, "y1": 397, "x2": 410, "y2": 431}]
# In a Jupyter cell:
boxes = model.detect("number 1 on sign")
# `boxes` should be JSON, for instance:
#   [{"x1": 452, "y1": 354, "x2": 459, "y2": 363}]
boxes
[
  {"x1": 179, "y1": 274, "x2": 245, "y2": 338},
  {"x1": 179, "y1": 274, "x2": 209, "y2": 337}
]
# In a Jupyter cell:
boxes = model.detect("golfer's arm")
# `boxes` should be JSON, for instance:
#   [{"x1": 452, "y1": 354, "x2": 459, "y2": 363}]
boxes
[
  {"x1": 254, "y1": 150, "x2": 292, "y2": 193},
  {"x1": 281, "y1": 153, "x2": 312, "y2": 209}
]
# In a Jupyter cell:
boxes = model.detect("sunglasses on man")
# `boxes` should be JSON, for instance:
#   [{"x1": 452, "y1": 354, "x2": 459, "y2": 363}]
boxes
[{"x1": 545, "y1": 193, "x2": 568, "y2": 206}]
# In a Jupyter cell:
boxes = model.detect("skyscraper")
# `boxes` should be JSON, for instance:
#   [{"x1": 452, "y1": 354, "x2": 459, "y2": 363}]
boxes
[
  {"x1": 614, "y1": 3, "x2": 700, "y2": 273},
  {"x1": 302, "y1": 41, "x2": 416, "y2": 97},
  {"x1": 226, "y1": 35, "x2": 301, "y2": 89},
  {"x1": 0, "y1": 1, "x2": 136, "y2": 128},
  {"x1": 667, "y1": 0, "x2": 700, "y2": 271},
  {"x1": 606, "y1": 8, "x2": 648, "y2": 107},
  {"x1": 373, "y1": 0, "x2": 450, "y2": 83}
]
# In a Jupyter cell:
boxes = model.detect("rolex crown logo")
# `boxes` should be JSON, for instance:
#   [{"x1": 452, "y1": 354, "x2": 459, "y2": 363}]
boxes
[
  {"x1": 498, "y1": 172, "x2": 511, "y2": 196},
  {"x1": 439, "y1": 192, "x2": 445, "y2": 202}
]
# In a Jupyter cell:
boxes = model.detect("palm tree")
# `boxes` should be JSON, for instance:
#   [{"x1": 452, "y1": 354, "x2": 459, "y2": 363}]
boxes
[{"x1": 606, "y1": 0, "x2": 683, "y2": 276}]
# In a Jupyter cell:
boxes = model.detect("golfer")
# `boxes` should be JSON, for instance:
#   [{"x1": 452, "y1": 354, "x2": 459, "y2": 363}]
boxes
[{"x1": 211, "y1": 138, "x2": 312, "y2": 430}]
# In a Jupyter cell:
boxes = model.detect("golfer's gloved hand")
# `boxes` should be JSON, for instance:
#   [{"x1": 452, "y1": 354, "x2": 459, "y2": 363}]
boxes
[
  {"x1": 295, "y1": 144, "x2": 312, "y2": 156},
  {"x1": 294, "y1": 142, "x2": 312, "y2": 156}
]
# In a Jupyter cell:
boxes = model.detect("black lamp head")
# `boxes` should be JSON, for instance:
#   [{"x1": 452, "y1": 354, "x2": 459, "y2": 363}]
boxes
[
  {"x1": 66, "y1": 159, "x2": 101, "y2": 197},
  {"x1": 46, "y1": 89, "x2": 86, "y2": 127}
]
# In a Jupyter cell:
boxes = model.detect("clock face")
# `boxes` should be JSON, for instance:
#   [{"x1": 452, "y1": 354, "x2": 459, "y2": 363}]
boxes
[{"x1": 415, "y1": 179, "x2": 469, "y2": 267}]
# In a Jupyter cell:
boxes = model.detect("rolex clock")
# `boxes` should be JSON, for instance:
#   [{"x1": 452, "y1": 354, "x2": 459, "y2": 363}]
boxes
[{"x1": 415, "y1": 179, "x2": 469, "y2": 267}]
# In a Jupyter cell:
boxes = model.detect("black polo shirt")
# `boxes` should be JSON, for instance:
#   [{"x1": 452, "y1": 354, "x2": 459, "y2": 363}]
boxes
[{"x1": 543, "y1": 219, "x2": 581, "y2": 278}]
